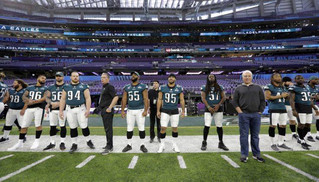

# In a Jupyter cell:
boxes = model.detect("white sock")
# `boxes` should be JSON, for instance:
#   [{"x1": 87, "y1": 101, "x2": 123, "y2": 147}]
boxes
[
  {"x1": 292, "y1": 132, "x2": 296, "y2": 135},
  {"x1": 160, "y1": 138, "x2": 165, "y2": 146},
  {"x1": 127, "y1": 139, "x2": 132, "y2": 146},
  {"x1": 84, "y1": 136, "x2": 90, "y2": 142},
  {"x1": 306, "y1": 132, "x2": 312, "y2": 137},
  {"x1": 18, "y1": 139, "x2": 24, "y2": 144},
  {"x1": 317, "y1": 131, "x2": 319, "y2": 136},
  {"x1": 50, "y1": 136, "x2": 55, "y2": 144},
  {"x1": 301, "y1": 139, "x2": 306, "y2": 144},
  {"x1": 71, "y1": 137, "x2": 77, "y2": 144},
  {"x1": 3, "y1": 130, "x2": 10, "y2": 138},
  {"x1": 140, "y1": 138, "x2": 146, "y2": 146},
  {"x1": 34, "y1": 138, "x2": 40, "y2": 143},
  {"x1": 270, "y1": 137, "x2": 275, "y2": 145},
  {"x1": 60, "y1": 138, "x2": 66, "y2": 143},
  {"x1": 172, "y1": 137, "x2": 179, "y2": 146},
  {"x1": 278, "y1": 135, "x2": 284, "y2": 145}
]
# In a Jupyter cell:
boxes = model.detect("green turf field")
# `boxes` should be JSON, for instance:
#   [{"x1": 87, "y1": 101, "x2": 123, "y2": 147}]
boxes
[{"x1": 0, "y1": 151, "x2": 318, "y2": 181}]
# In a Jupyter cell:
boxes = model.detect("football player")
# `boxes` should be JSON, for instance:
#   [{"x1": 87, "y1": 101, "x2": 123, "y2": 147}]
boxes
[
  {"x1": 121, "y1": 71, "x2": 149, "y2": 153},
  {"x1": 0, "y1": 79, "x2": 27, "y2": 142},
  {"x1": 282, "y1": 77, "x2": 299, "y2": 140},
  {"x1": 200, "y1": 74, "x2": 229, "y2": 151},
  {"x1": 43, "y1": 72, "x2": 67, "y2": 151},
  {"x1": 157, "y1": 74, "x2": 185, "y2": 153},
  {"x1": 59, "y1": 72, "x2": 95, "y2": 154},
  {"x1": 305, "y1": 76, "x2": 319, "y2": 141},
  {"x1": 264, "y1": 73, "x2": 292, "y2": 152},
  {"x1": 289, "y1": 75, "x2": 319, "y2": 150},
  {"x1": 8, "y1": 75, "x2": 48, "y2": 151}
]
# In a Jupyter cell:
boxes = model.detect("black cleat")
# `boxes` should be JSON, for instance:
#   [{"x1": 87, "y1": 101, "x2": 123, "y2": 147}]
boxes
[
  {"x1": 0, "y1": 137, "x2": 9, "y2": 142},
  {"x1": 240, "y1": 156, "x2": 248, "y2": 163},
  {"x1": 316, "y1": 136, "x2": 319, "y2": 141},
  {"x1": 301, "y1": 143, "x2": 310, "y2": 150},
  {"x1": 59, "y1": 142, "x2": 66, "y2": 151},
  {"x1": 122, "y1": 144, "x2": 132, "y2": 152},
  {"x1": 101, "y1": 148, "x2": 113, "y2": 155},
  {"x1": 297, "y1": 138, "x2": 301, "y2": 144},
  {"x1": 140, "y1": 145, "x2": 148, "y2": 153},
  {"x1": 43, "y1": 143, "x2": 56, "y2": 151},
  {"x1": 87, "y1": 140, "x2": 95, "y2": 149},
  {"x1": 201, "y1": 141, "x2": 207, "y2": 151},
  {"x1": 218, "y1": 142, "x2": 229, "y2": 151},
  {"x1": 304, "y1": 142, "x2": 312, "y2": 147},
  {"x1": 253, "y1": 156, "x2": 265, "y2": 163},
  {"x1": 277, "y1": 144, "x2": 292, "y2": 150},
  {"x1": 307, "y1": 136, "x2": 316, "y2": 142},
  {"x1": 292, "y1": 134, "x2": 299, "y2": 140},
  {"x1": 69, "y1": 144, "x2": 78, "y2": 154}
]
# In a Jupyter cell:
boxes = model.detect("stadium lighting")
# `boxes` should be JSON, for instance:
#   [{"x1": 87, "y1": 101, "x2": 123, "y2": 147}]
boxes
[
  {"x1": 143, "y1": 72, "x2": 158, "y2": 75},
  {"x1": 186, "y1": 71, "x2": 202, "y2": 75},
  {"x1": 121, "y1": 72, "x2": 131, "y2": 76},
  {"x1": 210, "y1": 71, "x2": 224, "y2": 75}
]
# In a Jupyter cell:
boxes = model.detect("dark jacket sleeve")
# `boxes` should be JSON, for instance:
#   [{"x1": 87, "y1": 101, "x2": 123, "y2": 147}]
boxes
[
  {"x1": 258, "y1": 86, "x2": 266, "y2": 112},
  {"x1": 109, "y1": 85, "x2": 117, "y2": 98},
  {"x1": 231, "y1": 86, "x2": 240, "y2": 108}
]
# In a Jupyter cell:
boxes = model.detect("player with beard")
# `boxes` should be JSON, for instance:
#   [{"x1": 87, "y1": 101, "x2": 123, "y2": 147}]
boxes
[
  {"x1": 305, "y1": 76, "x2": 319, "y2": 142},
  {"x1": 0, "y1": 79, "x2": 28, "y2": 142},
  {"x1": 121, "y1": 71, "x2": 149, "y2": 153},
  {"x1": 43, "y1": 72, "x2": 67, "y2": 151},
  {"x1": 157, "y1": 74, "x2": 185, "y2": 153},
  {"x1": 282, "y1": 77, "x2": 299, "y2": 140},
  {"x1": 200, "y1": 74, "x2": 229, "y2": 151},
  {"x1": 8, "y1": 75, "x2": 48, "y2": 151},
  {"x1": 264, "y1": 73, "x2": 292, "y2": 152},
  {"x1": 289, "y1": 75, "x2": 319, "y2": 150},
  {"x1": 59, "y1": 72, "x2": 95, "y2": 154}
]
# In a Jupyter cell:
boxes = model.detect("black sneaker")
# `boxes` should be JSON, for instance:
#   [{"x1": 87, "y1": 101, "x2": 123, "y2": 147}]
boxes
[
  {"x1": 69, "y1": 144, "x2": 78, "y2": 154},
  {"x1": 297, "y1": 138, "x2": 301, "y2": 144},
  {"x1": 240, "y1": 156, "x2": 248, "y2": 163},
  {"x1": 304, "y1": 142, "x2": 312, "y2": 147},
  {"x1": 301, "y1": 143, "x2": 310, "y2": 150},
  {"x1": 218, "y1": 142, "x2": 229, "y2": 151},
  {"x1": 0, "y1": 137, "x2": 9, "y2": 142},
  {"x1": 316, "y1": 136, "x2": 319, "y2": 140},
  {"x1": 140, "y1": 145, "x2": 148, "y2": 153},
  {"x1": 101, "y1": 148, "x2": 113, "y2": 155},
  {"x1": 43, "y1": 143, "x2": 56, "y2": 151},
  {"x1": 87, "y1": 140, "x2": 95, "y2": 149},
  {"x1": 307, "y1": 136, "x2": 316, "y2": 142},
  {"x1": 292, "y1": 134, "x2": 299, "y2": 140},
  {"x1": 60, "y1": 142, "x2": 66, "y2": 151},
  {"x1": 201, "y1": 141, "x2": 207, "y2": 151},
  {"x1": 122, "y1": 145, "x2": 132, "y2": 152},
  {"x1": 253, "y1": 156, "x2": 265, "y2": 163},
  {"x1": 150, "y1": 138, "x2": 154, "y2": 143},
  {"x1": 157, "y1": 137, "x2": 161, "y2": 143},
  {"x1": 277, "y1": 144, "x2": 292, "y2": 150}
]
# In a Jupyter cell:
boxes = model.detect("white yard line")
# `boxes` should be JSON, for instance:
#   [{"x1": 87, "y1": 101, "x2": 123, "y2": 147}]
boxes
[
  {"x1": 177, "y1": 155, "x2": 187, "y2": 169},
  {"x1": 128, "y1": 156, "x2": 139, "y2": 169},
  {"x1": 221, "y1": 155, "x2": 240, "y2": 168},
  {"x1": 75, "y1": 155, "x2": 96, "y2": 168},
  {"x1": 264, "y1": 154, "x2": 319, "y2": 181},
  {"x1": 306, "y1": 153, "x2": 319, "y2": 159},
  {"x1": 0, "y1": 155, "x2": 54, "y2": 182},
  {"x1": 226, "y1": 122, "x2": 230, "y2": 126},
  {"x1": 0, "y1": 154, "x2": 14, "y2": 161}
]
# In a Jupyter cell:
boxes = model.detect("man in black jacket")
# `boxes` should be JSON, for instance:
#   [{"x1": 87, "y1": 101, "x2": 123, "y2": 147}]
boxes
[
  {"x1": 99, "y1": 73, "x2": 119, "y2": 155},
  {"x1": 148, "y1": 80, "x2": 161, "y2": 143}
]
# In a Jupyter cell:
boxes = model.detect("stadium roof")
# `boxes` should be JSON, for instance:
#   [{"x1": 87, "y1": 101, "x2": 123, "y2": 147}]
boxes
[{"x1": 2, "y1": 0, "x2": 319, "y2": 21}]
